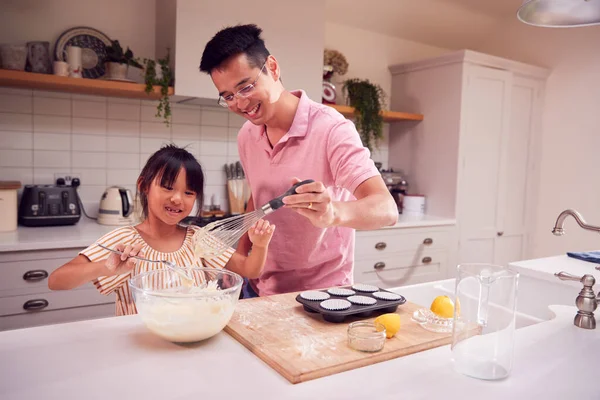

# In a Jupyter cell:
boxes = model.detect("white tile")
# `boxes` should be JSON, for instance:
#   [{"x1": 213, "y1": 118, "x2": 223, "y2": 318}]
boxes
[
  {"x1": 199, "y1": 155, "x2": 228, "y2": 171},
  {"x1": 199, "y1": 140, "x2": 227, "y2": 156},
  {"x1": 72, "y1": 168, "x2": 106, "y2": 186},
  {"x1": 0, "y1": 113, "x2": 32, "y2": 132},
  {"x1": 0, "y1": 131, "x2": 32, "y2": 149},
  {"x1": 141, "y1": 138, "x2": 171, "y2": 154},
  {"x1": 108, "y1": 102, "x2": 141, "y2": 121},
  {"x1": 227, "y1": 141, "x2": 239, "y2": 157},
  {"x1": 141, "y1": 105, "x2": 160, "y2": 122},
  {"x1": 0, "y1": 94, "x2": 32, "y2": 114},
  {"x1": 201, "y1": 126, "x2": 228, "y2": 141},
  {"x1": 72, "y1": 152, "x2": 106, "y2": 168},
  {"x1": 204, "y1": 170, "x2": 226, "y2": 186},
  {"x1": 172, "y1": 108, "x2": 200, "y2": 125},
  {"x1": 71, "y1": 94, "x2": 107, "y2": 102},
  {"x1": 0, "y1": 149, "x2": 32, "y2": 167},
  {"x1": 140, "y1": 153, "x2": 152, "y2": 169},
  {"x1": 107, "y1": 152, "x2": 140, "y2": 169},
  {"x1": 33, "y1": 90, "x2": 71, "y2": 99},
  {"x1": 171, "y1": 139, "x2": 200, "y2": 157},
  {"x1": 72, "y1": 118, "x2": 106, "y2": 135},
  {"x1": 33, "y1": 150, "x2": 70, "y2": 168},
  {"x1": 33, "y1": 168, "x2": 65, "y2": 184},
  {"x1": 0, "y1": 167, "x2": 33, "y2": 185},
  {"x1": 141, "y1": 121, "x2": 170, "y2": 138},
  {"x1": 73, "y1": 100, "x2": 107, "y2": 119},
  {"x1": 34, "y1": 133, "x2": 71, "y2": 151},
  {"x1": 202, "y1": 109, "x2": 229, "y2": 127},
  {"x1": 33, "y1": 97, "x2": 71, "y2": 116},
  {"x1": 228, "y1": 127, "x2": 240, "y2": 140},
  {"x1": 107, "y1": 136, "x2": 140, "y2": 153},
  {"x1": 107, "y1": 97, "x2": 141, "y2": 105},
  {"x1": 107, "y1": 120, "x2": 140, "y2": 137},
  {"x1": 107, "y1": 169, "x2": 140, "y2": 186},
  {"x1": 72, "y1": 134, "x2": 106, "y2": 152},
  {"x1": 171, "y1": 123, "x2": 200, "y2": 139},
  {"x1": 227, "y1": 155, "x2": 241, "y2": 164},
  {"x1": 0, "y1": 88, "x2": 32, "y2": 96},
  {"x1": 228, "y1": 112, "x2": 246, "y2": 128},
  {"x1": 77, "y1": 185, "x2": 107, "y2": 203},
  {"x1": 33, "y1": 115, "x2": 70, "y2": 133}
]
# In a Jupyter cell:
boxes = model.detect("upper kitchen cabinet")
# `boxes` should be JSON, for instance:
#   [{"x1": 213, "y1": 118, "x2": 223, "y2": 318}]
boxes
[
  {"x1": 156, "y1": 0, "x2": 326, "y2": 103},
  {"x1": 387, "y1": 50, "x2": 549, "y2": 267}
]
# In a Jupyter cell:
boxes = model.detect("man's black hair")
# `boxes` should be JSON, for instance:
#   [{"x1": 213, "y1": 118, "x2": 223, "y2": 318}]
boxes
[{"x1": 199, "y1": 24, "x2": 270, "y2": 74}]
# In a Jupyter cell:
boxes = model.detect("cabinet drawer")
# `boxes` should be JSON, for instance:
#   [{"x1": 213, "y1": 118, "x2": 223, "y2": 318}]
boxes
[
  {"x1": 0, "y1": 288, "x2": 114, "y2": 317},
  {"x1": 354, "y1": 251, "x2": 447, "y2": 289},
  {"x1": 355, "y1": 228, "x2": 451, "y2": 259},
  {"x1": 0, "y1": 257, "x2": 74, "y2": 294},
  {"x1": 0, "y1": 303, "x2": 114, "y2": 332}
]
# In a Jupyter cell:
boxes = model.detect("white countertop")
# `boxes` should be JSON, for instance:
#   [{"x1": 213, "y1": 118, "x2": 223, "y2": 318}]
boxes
[
  {"x1": 0, "y1": 214, "x2": 456, "y2": 253},
  {"x1": 0, "y1": 303, "x2": 596, "y2": 400},
  {"x1": 510, "y1": 254, "x2": 600, "y2": 289},
  {"x1": 0, "y1": 218, "x2": 115, "y2": 253}
]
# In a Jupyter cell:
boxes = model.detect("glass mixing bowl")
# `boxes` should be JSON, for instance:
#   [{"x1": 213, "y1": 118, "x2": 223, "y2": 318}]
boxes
[{"x1": 128, "y1": 267, "x2": 243, "y2": 343}]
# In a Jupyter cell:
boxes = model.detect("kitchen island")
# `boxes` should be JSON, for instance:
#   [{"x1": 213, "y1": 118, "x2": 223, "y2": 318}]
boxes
[{"x1": 1, "y1": 255, "x2": 598, "y2": 400}]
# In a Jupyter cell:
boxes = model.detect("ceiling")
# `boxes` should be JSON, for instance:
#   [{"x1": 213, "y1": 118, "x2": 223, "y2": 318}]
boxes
[{"x1": 325, "y1": 0, "x2": 526, "y2": 50}]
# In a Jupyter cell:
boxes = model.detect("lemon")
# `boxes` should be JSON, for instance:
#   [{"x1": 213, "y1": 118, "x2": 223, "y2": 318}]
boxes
[
  {"x1": 374, "y1": 313, "x2": 401, "y2": 338},
  {"x1": 430, "y1": 295, "x2": 457, "y2": 319}
]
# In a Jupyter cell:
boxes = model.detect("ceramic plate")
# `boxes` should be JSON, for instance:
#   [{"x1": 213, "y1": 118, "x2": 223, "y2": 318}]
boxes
[{"x1": 54, "y1": 26, "x2": 112, "y2": 79}]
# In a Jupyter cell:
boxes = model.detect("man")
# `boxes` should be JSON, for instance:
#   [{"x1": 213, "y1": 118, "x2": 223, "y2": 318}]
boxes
[{"x1": 199, "y1": 24, "x2": 398, "y2": 298}]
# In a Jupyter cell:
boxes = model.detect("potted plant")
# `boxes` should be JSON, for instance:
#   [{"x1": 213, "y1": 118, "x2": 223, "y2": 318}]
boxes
[
  {"x1": 104, "y1": 40, "x2": 142, "y2": 80},
  {"x1": 322, "y1": 49, "x2": 349, "y2": 104},
  {"x1": 140, "y1": 50, "x2": 173, "y2": 126},
  {"x1": 342, "y1": 78, "x2": 386, "y2": 152}
]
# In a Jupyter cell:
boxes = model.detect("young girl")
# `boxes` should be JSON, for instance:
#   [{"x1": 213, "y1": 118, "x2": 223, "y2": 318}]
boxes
[{"x1": 48, "y1": 144, "x2": 275, "y2": 316}]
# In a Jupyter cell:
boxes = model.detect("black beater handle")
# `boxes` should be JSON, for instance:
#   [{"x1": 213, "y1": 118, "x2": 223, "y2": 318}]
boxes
[{"x1": 268, "y1": 179, "x2": 315, "y2": 210}]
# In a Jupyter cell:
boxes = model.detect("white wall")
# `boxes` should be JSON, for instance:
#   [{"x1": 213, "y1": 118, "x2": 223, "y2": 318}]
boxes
[
  {"x1": 475, "y1": 20, "x2": 600, "y2": 258},
  {"x1": 324, "y1": 22, "x2": 449, "y2": 168}
]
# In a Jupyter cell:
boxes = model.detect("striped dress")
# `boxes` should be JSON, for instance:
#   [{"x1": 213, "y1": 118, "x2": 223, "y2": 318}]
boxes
[{"x1": 80, "y1": 225, "x2": 234, "y2": 316}]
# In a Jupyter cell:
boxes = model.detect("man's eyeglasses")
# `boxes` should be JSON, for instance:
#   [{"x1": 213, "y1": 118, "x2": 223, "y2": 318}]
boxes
[{"x1": 217, "y1": 61, "x2": 267, "y2": 108}]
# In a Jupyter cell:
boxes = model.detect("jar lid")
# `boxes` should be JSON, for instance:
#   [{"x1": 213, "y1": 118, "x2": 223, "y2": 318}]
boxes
[{"x1": 0, "y1": 181, "x2": 22, "y2": 190}]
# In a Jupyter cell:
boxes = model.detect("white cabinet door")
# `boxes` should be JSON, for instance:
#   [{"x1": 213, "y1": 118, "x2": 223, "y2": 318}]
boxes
[
  {"x1": 495, "y1": 76, "x2": 542, "y2": 265},
  {"x1": 458, "y1": 65, "x2": 512, "y2": 264},
  {"x1": 172, "y1": 0, "x2": 325, "y2": 101}
]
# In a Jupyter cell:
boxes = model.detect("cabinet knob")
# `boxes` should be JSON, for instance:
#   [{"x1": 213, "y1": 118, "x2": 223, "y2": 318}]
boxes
[
  {"x1": 497, "y1": 231, "x2": 504, "y2": 236},
  {"x1": 23, "y1": 299, "x2": 49, "y2": 311},
  {"x1": 422, "y1": 257, "x2": 432, "y2": 264},
  {"x1": 374, "y1": 262, "x2": 386, "y2": 270},
  {"x1": 375, "y1": 242, "x2": 387, "y2": 250},
  {"x1": 23, "y1": 270, "x2": 49, "y2": 281},
  {"x1": 423, "y1": 238, "x2": 433, "y2": 245}
]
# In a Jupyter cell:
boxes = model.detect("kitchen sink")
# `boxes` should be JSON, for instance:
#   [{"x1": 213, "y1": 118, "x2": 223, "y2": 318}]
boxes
[{"x1": 389, "y1": 274, "x2": 578, "y2": 329}]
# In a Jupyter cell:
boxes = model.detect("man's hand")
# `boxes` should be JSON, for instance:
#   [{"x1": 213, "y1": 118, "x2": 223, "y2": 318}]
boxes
[{"x1": 282, "y1": 177, "x2": 338, "y2": 228}]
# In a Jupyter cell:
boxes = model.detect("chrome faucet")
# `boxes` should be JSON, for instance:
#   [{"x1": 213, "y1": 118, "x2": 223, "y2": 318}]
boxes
[
  {"x1": 555, "y1": 272, "x2": 597, "y2": 330},
  {"x1": 552, "y1": 209, "x2": 600, "y2": 236}
]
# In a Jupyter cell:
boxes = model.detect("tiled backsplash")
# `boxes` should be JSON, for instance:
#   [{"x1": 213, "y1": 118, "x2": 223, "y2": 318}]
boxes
[
  {"x1": 0, "y1": 87, "x2": 388, "y2": 216},
  {"x1": 0, "y1": 87, "x2": 246, "y2": 214}
]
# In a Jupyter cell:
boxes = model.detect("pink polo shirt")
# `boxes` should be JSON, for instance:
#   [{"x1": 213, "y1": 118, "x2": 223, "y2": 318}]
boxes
[{"x1": 237, "y1": 90, "x2": 380, "y2": 296}]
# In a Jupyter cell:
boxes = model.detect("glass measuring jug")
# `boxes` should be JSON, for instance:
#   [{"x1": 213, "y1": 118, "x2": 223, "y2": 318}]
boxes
[{"x1": 451, "y1": 263, "x2": 519, "y2": 380}]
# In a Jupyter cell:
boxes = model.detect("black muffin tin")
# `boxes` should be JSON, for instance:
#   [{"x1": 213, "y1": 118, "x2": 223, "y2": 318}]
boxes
[{"x1": 295, "y1": 286, "x2": 407, "y2": 323}]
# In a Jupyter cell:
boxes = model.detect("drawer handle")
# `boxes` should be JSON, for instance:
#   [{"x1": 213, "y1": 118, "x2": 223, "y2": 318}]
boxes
[
  {"x1": 374, "y1": 262, "x2": 386, "y2": 270},
  {"x1": 422, "y1": 257, "x2": 432, "y2": 264},
  {"x1": 375, "y1": 242, "x2": 387, "y2": 250},
  {"x1": 423, "y1": 238, "x2": 433, "y2": 245},
  {"x1": 23, "y1": 299, "x2": 49, "y2": 311},
  {"x1": 23, "y1": 270, "x2": 49, "y2": 281}
]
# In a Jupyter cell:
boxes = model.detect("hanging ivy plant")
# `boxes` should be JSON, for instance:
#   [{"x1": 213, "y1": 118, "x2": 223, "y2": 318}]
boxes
[
  {"x1": 140, "y1": 50, "x2": 173, "y2": 126},
  {"x1": 342, "y1": 78, "x2": 386, "y2": 152}
]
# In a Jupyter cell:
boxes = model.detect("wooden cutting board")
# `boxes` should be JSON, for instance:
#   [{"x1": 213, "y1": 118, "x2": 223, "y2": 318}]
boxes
[{"x1": 224, "y1": 291, "x2": 454, "y2": 384}]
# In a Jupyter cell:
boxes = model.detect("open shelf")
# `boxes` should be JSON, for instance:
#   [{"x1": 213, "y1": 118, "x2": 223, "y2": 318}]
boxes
[
  {"x1": 0, "y1": 69, "x2": 173, "y2": 100},
  {"x1": 326, "y1": 104, "x2": 424, "y2": 122}
]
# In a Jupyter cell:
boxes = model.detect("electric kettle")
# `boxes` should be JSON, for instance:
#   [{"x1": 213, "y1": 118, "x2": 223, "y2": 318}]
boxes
[{"x1": 97, "y1": 186, "x2": 135, "y2": 226}]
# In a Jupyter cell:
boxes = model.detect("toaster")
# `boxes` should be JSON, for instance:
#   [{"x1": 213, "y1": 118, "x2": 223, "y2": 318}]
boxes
[{"x1": 18, "y1": 184, "x2": 81, "y2": 227}]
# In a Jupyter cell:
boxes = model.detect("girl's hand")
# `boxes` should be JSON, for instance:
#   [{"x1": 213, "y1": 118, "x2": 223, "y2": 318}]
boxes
[
  {"x1": 247, "y1": 219, "x2": 275, "y2": 249},
  {"x1": 104, "y1": 242, "x2": 144, "y2": 275}
]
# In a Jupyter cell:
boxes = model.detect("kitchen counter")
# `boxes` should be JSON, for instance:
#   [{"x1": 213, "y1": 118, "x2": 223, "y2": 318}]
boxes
[
  {"x1": 373, "y1": 214, "x2": 456, "y2": 230},
  {"x1": 0, "y1": 218, "x2": 115, "y2": 252},
  {"x1": 509, "y1": 254, "x2": 600, "y2": 289}
]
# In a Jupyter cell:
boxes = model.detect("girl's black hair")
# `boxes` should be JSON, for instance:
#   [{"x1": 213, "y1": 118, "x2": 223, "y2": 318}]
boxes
[{"x1": 137, "y1": 144, "x2": 204, "y2": 220}]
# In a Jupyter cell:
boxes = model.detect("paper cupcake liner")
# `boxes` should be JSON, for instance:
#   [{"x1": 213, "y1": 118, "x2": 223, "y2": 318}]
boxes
[
  {"x1": 351, "y1": 283, "x2": 379, "y2": 293},
  {"x1": 347, "y1": 295, "x2": 377, "y2": 305},
  {"x1": 327, "y1": 287, "x2": 356, "y2": 297},
  {"x1": 320, "y1": 299, "x2": 351, "y2": 311},
  {"x1": 372, "y1": 291, "x2": 403, "y2": 301},
  {"x1": 299, "y1": 290, "x2": 330, "y2": 301}
]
